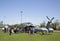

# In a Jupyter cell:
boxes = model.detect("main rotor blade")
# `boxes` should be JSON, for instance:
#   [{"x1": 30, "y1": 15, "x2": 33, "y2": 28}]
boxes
[
  {"x1": 46, "y1": 16, "x2": 50, "y2": 20},
  {"x1": 51, "y1": 17, "x2": 54, "y2": 21}
]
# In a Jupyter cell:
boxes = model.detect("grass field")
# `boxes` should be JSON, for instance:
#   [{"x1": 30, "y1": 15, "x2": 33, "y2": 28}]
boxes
[{"x1": 0, "y1": 30, "x2": 60, "y2": 41}]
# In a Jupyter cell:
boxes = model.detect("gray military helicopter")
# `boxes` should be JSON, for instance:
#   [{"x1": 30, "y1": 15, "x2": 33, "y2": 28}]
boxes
[{"x1": 33, "y1": 16, "x2": 54, "y2": 34}]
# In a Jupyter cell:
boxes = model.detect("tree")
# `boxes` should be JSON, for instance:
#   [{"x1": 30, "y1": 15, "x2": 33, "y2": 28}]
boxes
[
  {"x1": 39, "y1": 21, "x2": 46, "y2": 27},
  {"x1": 50, "y1": 20, "x2": 60, "y2": 30},
  {"x1": 0, "y1": 21, "x2": 3, "y2": 28},
  {"x1": 50, "y1": 23, "x2": 56, "y2": 30},
  {"x1": 19, "y1": 23, "x2": 26, "y2": 27}
]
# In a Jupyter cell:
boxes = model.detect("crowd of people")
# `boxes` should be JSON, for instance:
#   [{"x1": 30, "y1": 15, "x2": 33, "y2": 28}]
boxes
[{"x1": 2, "y1": 25, "x2": 34, "y2": 35}]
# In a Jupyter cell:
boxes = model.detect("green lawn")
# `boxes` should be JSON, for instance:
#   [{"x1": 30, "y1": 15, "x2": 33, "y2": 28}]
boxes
[{"x1": 0, "y1": 30, "x2": 60, "y2": 41}]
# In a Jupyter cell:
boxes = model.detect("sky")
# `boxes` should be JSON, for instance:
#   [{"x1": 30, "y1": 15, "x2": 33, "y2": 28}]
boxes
[{"x1": 0, "y1": 0, "x2": 60, "y2": 25}]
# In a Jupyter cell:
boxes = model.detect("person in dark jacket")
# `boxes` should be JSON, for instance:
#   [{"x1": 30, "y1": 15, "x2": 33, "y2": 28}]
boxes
[{"x1": 9, "y1": 28, "x2": 12, "y2": 35}]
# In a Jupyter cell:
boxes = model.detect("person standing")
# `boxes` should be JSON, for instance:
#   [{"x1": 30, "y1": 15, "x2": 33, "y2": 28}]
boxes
[
  {"x1": 9, "y1": 28, "x2": 12, "y2": 35},
  {"x1": 14, "y1": 26, "x2": 17, "y2": 33}
]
